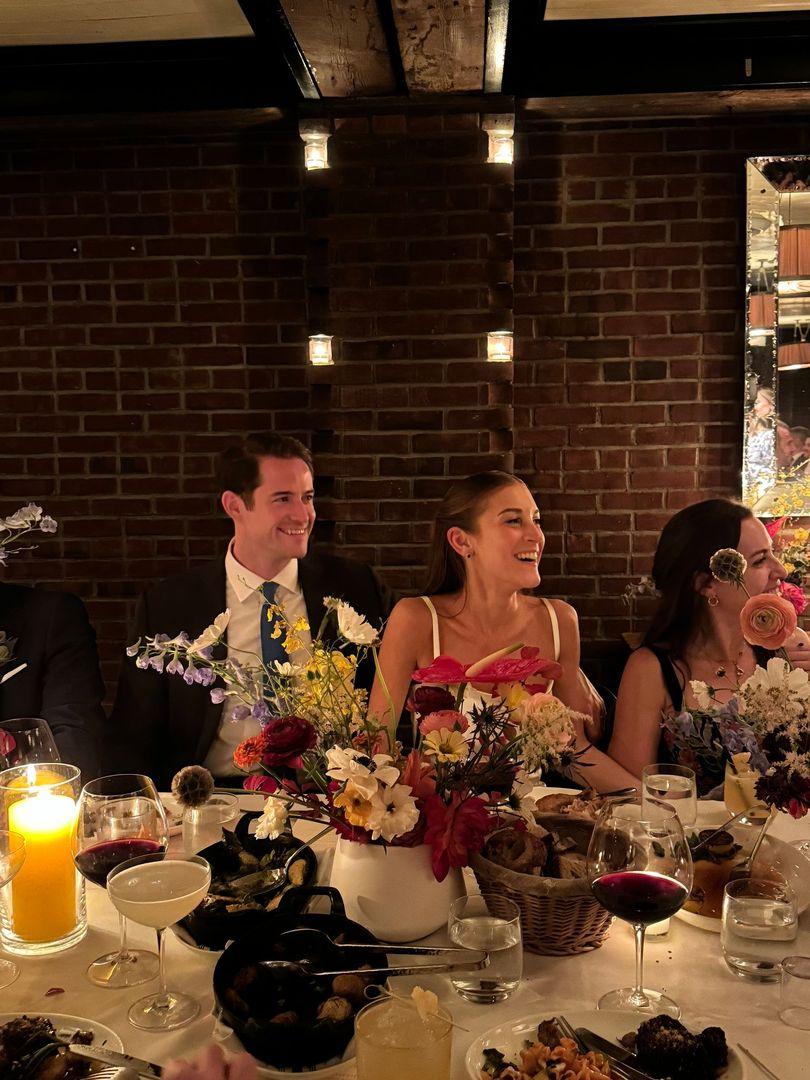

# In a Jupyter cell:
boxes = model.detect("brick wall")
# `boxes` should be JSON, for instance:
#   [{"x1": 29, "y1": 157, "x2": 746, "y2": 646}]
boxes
[{"x1": 0, "y1": 106, "x2": 801, "y2": 698}]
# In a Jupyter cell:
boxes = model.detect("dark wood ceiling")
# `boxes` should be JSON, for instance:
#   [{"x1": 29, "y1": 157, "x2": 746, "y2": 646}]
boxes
[{"x1": 4, "y1": 1, "x2": 810, "y2": 117}]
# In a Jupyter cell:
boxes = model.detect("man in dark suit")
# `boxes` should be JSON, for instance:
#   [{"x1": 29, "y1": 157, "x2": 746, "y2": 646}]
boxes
[
  {"x1": 0, "y1": 583, "x2": 105, "y2": 780},
  {"x1": 108, "y1": 435, "x2": 394, "y2": 788}
]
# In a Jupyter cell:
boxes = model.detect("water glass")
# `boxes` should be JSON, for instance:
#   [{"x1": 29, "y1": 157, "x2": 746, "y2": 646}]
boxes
[
  {"x1": 355, "y1": 997, "x2": 452, "y2": 1080},
  {"x1": 182, "y1": 793, "x2": 239, "y2": 856},
  {"x1": 721, "y1": 878, "x2": 798, "y2": 981},
  {"x1": 447, "y1": 894, "x2": 522, "y2": 1003},
  {"x1": 641, "y1": 763, "x2": 697, "y2": 828},
  {"x1": 780, "y1": 956, "x2": 810, "y2": 1029}
]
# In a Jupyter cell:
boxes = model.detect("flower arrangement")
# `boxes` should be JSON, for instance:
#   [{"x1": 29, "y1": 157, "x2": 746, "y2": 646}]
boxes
[
  {"x1": 763, "y1": 517, "x2": 810, "y2": 614},
  {"x1": 0, "y1": 503, "x2": 58, "y2": 682},
  {"x1": 130, "y1": 599, "x2": 593, "y2": 881},
  {"x1": 662, "y1": 547, "x2": 810, "y2": 816},
  {"x1": 0, "y1": 503, "x2": 58, "y2": 565}
]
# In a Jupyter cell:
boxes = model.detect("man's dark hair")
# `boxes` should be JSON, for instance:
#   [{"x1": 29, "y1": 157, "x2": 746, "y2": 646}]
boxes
[{"x1": 218, "y1": 434, "x2": 314, "y2": 508}]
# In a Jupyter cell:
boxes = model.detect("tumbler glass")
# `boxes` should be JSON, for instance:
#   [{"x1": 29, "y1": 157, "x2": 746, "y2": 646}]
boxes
[
  {"x1": 355, "y1": 997, "x2": 452, "y2": 1080},
  {"x1": 721, "y1": 878, "x2": 798, "y2": 981},
  {"x1": 448, "y1": 894, "x2": 522, "y2": 1003},
  {"x1": 780, "y1": 956, "x2": 810, "y2": 1029},
  {"x1": 641, "y1": 763, "x2": 697, "y2": 828}
]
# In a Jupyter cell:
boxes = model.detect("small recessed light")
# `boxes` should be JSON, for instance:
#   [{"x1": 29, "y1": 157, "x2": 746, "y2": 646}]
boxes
[
  {"x1": 308, "y1": 334, "x2": 333, "y2": 365},
  {"x1": 487, "y1": 330, "x2": 513, "y2": 362}
]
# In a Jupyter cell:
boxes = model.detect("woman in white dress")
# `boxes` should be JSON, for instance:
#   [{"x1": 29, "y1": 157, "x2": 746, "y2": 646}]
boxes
[{"x1": 368, "y1": 471, "x2": 635, "y2": 792}]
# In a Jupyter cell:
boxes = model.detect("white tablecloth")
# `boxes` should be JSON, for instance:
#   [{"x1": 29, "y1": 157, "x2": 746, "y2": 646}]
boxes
[{"x1": 5, "y1": 799, "x2": 810, "y2": 1079}]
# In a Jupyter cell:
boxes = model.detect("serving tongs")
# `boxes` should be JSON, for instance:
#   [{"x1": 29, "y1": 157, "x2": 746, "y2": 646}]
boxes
[
  {"x1": 278, "y1": 927, "x2": 473, "y2": 957},
  {"x1": 260, "y1": 950, "x2": 491, "y2": 979}
]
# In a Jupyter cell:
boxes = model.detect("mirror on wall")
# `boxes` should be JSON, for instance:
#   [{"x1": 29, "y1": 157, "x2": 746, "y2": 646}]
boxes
[{"x1": 744, "y1": 157, "x2": 810, "y2": 515}]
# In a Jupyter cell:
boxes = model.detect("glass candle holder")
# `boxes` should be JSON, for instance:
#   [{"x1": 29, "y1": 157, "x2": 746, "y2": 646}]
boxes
[{"x1": 0, "y1": 762, "x2": 86, "y2": 955}]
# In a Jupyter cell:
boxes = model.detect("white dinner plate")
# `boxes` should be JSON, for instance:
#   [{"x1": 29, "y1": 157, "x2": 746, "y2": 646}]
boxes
[
  {"x1": 0, "y1": 1011, "x2": 124, "y2": 1052},
  {"x1": 464, "y1": 1009, "x2": 745, "y2": 1080},
  {"x1": 677, "y1": 830, "x2": 810, "y2": 933}
]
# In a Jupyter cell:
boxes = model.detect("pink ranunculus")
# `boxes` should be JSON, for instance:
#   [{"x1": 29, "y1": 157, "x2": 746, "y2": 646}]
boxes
[
  {"x1": 0, "y1": 730, "x2": 16, "y2": 758},
  {"x1": 789, "y1": 797, "x2": 809, "y2": 820},
  {"x1": 412, "y1": 655, "x2": 467, "y2": 685},
  {"x1": 779, "y1": 579, "x2": 808, "y2": 616},
  {"x1": 261, "y1": 715, "x2": 317, "y2": 768},
  {"x1": 740, "y1": 593, "x2": 798, "y2": 650},
  {"x1": 243, "y1": 774, "x2": 279, "y2": 794},
  {"x1": 400, "y1": 749, "x2": 437, "y2": 800},
  {"x1": 419, "y1": 710, "x2": 469, "y2": 737},
  {"x1": 468, "y1": 656, "x2": 563, "y2": 684},
  {"x1": 423, "y1": 792, "x2": 491, "y2": 882}
]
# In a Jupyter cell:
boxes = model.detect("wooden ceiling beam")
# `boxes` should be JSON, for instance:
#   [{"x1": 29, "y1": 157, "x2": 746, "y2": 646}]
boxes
[
  {"x1": 484, "y1": 0, "x2": 511, "y2": 94},
  {"x1": 279, "y1": 0, "x2": 397, "y2": 97},
  {"x1": 390, "y1": 0, "x2": 486, "y2": 95},
  {"x1": 522, "y1": 88, "x2": 810, "y2": 118},
  {"x1": 235, "y1": 0, "x2": 319, "y2": 99}
]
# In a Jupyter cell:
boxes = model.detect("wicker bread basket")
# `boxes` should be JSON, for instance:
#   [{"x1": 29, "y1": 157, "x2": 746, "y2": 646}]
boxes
[{"x1": 471, "y1": 812, "x2": 614, "y2": 956}]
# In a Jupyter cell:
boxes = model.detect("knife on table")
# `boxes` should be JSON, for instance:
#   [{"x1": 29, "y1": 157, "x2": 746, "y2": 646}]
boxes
[
  {"x1": 575, "y1": 1028, "x2": 663, "y2": 1080},
  {"x1": 68, "y1": 1044, "x2": 162, "y2": 1077}
]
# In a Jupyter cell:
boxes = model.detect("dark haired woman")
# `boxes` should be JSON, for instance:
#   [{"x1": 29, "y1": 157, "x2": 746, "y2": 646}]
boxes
[
  {"x1": 609, "y1": 498, "x2": 810, "y2": 782},
  {"x1": 368, "y1": 472, "x2": 638, "y2": 789}
]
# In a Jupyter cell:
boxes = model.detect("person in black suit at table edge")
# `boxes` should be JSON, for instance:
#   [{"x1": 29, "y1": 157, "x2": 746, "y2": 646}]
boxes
[
  {"x1": 0, "y1": 581, "x2": 105, "y2": 780},
  {"x1": 107, "y1": 434, "x2": 395, "y2": 790}
]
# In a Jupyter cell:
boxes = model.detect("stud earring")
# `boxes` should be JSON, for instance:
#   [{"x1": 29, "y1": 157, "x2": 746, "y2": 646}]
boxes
[{"x1": 707, "y1": 595, "x2": 719, "y2": 607}]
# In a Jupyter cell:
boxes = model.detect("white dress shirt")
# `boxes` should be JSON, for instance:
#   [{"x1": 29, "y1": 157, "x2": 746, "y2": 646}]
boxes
[{"x1": 203, "y1": 543, "x2": 312, "y2": 778}]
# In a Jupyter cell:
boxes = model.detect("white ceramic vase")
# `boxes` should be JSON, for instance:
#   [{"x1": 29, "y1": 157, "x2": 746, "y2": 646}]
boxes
[{"x1": 329, "y1": 838, "x2": 464, "y2": 942}]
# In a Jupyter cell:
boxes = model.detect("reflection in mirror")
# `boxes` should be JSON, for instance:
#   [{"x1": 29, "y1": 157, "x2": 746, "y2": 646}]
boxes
[{"x1": 745, "y1": 158, "x2": 810, "y2": 516}]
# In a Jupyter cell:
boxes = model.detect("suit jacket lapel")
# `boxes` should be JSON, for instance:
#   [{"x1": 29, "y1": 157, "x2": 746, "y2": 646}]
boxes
[{"x1": 299, "y1": 555, "x2": 333, "y2": 645}]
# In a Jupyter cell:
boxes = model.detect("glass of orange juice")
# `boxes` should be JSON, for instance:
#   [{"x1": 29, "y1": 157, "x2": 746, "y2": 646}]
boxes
[
  {"x1": 355, "y1": 997, "x2": 452, "y2": 1080},
  {"x1": 724, "y1": 754, "x2": 772, "y2": 826}
]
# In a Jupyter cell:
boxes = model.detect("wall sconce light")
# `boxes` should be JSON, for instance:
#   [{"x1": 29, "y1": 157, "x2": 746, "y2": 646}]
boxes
[
  {"x1": 308, "y1": 334, "x2": 334, "y2": 366},
  {"x1": 487, "y1": 330, "x2": 513, "y2": 362},
  {"x1": 482, "y1": 114, "x2": 515, "y2": 165},
  {"x1": 299, "y1": 120, "x2": 330, "y2": 171}
]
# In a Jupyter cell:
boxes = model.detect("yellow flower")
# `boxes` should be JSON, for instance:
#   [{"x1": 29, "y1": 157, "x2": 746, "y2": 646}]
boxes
[
  {"x1": 293, "y1": 617, "x2": 309, "y2": 633},
  {"x1": 333, "y1": 781, "x2": 375, "y2": 826},
  {"x1": 499, "y1": 682, "x2": 529, "y2": 710},
  {"x1": 422, "y1": 728, "x2": 468, "y2": 763}
]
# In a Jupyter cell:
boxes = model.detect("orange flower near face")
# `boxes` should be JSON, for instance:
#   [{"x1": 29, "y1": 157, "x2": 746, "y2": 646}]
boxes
[
  {"x1": 233, "y1": 732, "x2": 269, "y2": 771},
  {"x1": 740, "y1": 592, "x2": 798, "y2": 650},
  {"x1": 333, "y1": 781, "x2": 375, "y2": 828}
]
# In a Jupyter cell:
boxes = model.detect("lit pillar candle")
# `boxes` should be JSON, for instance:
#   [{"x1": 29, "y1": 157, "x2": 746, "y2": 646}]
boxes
[
  {"x1": 7, "y1": 768, "x2": 66, "y2": 789},
  {"x1": 8, "y1": 790, "x2": 78, "y2": 941}
]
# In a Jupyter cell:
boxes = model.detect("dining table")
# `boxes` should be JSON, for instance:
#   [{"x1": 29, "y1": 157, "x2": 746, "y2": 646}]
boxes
[{"x1": 4, "y1": 791, "x2": 810, "y2": 1080}]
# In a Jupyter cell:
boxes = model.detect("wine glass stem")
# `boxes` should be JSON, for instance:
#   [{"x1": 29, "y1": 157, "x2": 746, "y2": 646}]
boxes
[
  {"x1": 117, "y1": 912, "x2": 130, "y2": 961},
  {"x1": 630, "y1": 923, "x2": 650, "y2": 1008},
  {"x1": 152, "y1": 926, "x2": 171, "y2": 1010}
]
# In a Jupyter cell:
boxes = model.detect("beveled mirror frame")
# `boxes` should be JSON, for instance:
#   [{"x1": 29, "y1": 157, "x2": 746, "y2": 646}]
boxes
[{"x1": 744, "y1": 156, "x2": 810, "y2": 516}]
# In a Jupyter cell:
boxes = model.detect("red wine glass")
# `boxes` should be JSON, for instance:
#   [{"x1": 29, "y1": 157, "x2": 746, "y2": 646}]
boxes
[
  {"x1": 73, "y1": 773, "x2": 169, "y2": 989},
  {"x1": 588, "y1": 794, "x2": 693, "y2": 1018}
]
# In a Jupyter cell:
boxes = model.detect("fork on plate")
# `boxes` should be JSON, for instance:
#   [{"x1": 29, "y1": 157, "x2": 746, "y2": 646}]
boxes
[{"x1": 555, "y1": 1015, "x2": 656, "y2": 1080}]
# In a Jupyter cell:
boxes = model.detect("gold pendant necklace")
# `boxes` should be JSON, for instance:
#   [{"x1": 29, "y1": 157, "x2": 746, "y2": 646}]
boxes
[{"x1": 714, "y1": 664, "x2": 744, "y2": 680}]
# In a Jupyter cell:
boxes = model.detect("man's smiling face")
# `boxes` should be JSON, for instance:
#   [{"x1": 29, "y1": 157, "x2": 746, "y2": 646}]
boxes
[{"x1": 228, "y1": 455, "x2": 315, "y2": 569}]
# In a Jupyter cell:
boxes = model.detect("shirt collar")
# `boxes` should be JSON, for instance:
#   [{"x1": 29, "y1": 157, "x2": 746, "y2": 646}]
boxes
[{"x1": 225, "y1": 542, "x2": 299, "y2": 604}]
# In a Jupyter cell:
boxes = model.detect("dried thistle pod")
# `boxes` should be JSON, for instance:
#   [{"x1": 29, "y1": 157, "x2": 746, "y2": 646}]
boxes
[
  {"x1": 709, "y1": 548, "x2": 748, "y2": 585},
  {"x1": 171, "y1": 764, "x2": 215, "y2": 808}
]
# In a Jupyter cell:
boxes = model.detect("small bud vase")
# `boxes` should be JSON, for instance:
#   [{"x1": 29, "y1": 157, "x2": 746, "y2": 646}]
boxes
[{"x1": 329, "y1": 838, "x2": 464, "y2": 942}]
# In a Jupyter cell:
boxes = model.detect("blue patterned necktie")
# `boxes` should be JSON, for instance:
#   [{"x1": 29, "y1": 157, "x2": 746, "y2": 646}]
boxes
[{"x1": 261, "y1": 581, "x2": 289, "y2": 670}]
